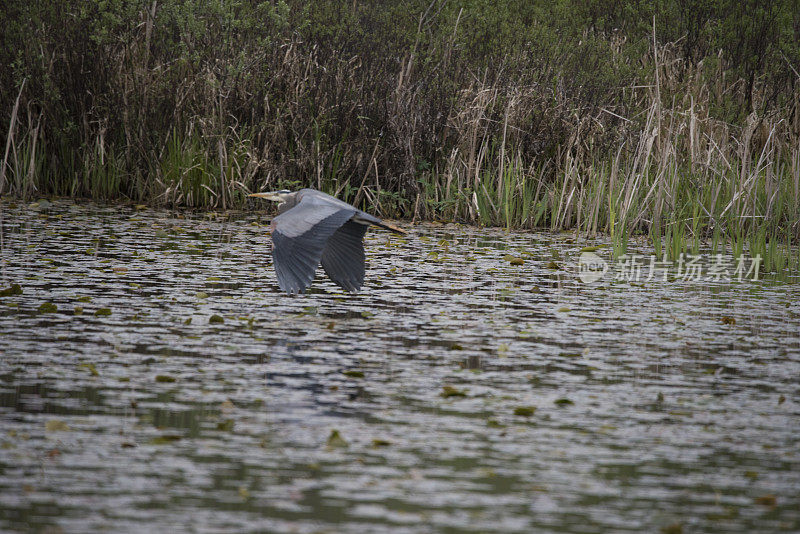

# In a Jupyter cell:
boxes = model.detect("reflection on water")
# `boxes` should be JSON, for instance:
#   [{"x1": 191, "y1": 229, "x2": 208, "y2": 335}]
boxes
[{"x1": 0, "y1": 200, "x2": 798, "y2": 533}]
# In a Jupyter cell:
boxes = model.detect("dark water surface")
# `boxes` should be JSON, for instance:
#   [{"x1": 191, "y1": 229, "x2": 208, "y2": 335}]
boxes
[{"x1": 1, "y1": 200, "x2": 798, "y2": 533}]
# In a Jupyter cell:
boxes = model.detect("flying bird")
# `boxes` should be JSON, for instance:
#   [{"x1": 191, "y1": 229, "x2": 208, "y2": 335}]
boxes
[{"x1": 249, "y1": 188, "x2": 406, "y2": 294}]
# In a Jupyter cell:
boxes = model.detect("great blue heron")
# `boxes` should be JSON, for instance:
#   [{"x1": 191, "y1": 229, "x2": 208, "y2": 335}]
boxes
[{"x1": 249, "y1": 188, "x2": 406, "y2": 294}]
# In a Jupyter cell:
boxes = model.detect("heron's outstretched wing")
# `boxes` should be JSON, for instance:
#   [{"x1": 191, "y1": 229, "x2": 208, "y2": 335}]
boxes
[
  {"x1": 321, "y1": 221, "x2": 368, "y2": 292},
  {"x1": 271, "y1": 202, "x2": 356, "y2": 294}
]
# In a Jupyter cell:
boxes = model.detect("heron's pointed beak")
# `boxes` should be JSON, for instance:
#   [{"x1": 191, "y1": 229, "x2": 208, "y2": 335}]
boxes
[{"x1": 248, "y1": 192, "x2": 282, "y2": 202}]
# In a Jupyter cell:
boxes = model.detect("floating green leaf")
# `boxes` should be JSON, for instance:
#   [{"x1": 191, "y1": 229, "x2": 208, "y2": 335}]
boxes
[
  {"x1": 95, "y1": 308, "x2": 112, "y2": 316},
  {"x1": 441, "y1": 385, "x2": 467, "y2": 398},
  {"x1": 343, "y1": 370, "x2": 365, "y2": 378},
  {"x1": 45, "y1": 420, "x2": 71, "y2": 432},
  {"x1": 513, "y1": 406, "x2": 536, "y2": 417},
  {"x1": 0, "y1": 284, "x2": 22, "y2": 297},
  {"x1": 149, "y1": 434, "x2": 182, "y2": 445},
  {"x1": 216, "y1": 419, "x2": 235, "y2": 432},
  {"x1": 155, "y1": 375, "x2": 176, "y2": 383},
  {"x1": 554, "y1": 398, "x2": 574, "y2": 406},
  {"x1": 326, "y1": 429, "x2": 348, "y2": 448},
  {"x1": 38, "y1": 302, "x2": 57, "y2": 313},
  {"x1": 754, "y1": 494, "x2": 776, "y2": 507},
  {"x1": 209, "y1": 314, "x2": 224, "y2": 324},
  {"x1": 79, "y1": 363, "x2": 99, "y2": 376}
]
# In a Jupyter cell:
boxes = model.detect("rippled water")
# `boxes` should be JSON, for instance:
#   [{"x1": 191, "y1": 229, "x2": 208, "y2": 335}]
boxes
[{"x1": 1, "y1": 200, "x2": 798, "y2": 533}]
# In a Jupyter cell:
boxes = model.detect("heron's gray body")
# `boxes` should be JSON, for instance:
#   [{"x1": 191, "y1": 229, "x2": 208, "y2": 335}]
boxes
[{"x1": 259, "y1": 188, "x2": 403, "y2": 294}]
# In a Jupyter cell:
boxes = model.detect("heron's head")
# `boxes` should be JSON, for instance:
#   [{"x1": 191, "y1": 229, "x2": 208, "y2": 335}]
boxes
[{"x1": 248, "y1": 189, "x2": 293, "y2": 203}]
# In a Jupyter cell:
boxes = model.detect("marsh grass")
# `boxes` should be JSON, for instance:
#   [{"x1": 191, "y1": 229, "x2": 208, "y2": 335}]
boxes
[{"x1": 1, "y1": 2, "x2": 798, "y2": 270}]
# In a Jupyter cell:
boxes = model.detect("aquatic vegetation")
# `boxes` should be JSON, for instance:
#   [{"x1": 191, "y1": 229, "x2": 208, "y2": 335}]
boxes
[
  {"x1": 44, "y1": 420, "x2": 71, "y2": 433},
  {"x1": 149, "y1": 435, "x2": 182, "y2": 445},
  {"x1": 0, "y1": 284, "x2": 22, "y2": 297},
  {"x1": 37, "y1": 302, "x2": 57, "y2": 313},
  {"x1": 326, "y1": 430, "x2": 348, "y2": 449},
  {"x1": 1, "y1": 201, "x2": 798, "y2": 533},
  {"x1": 440, "y1": 385, "x2": 468, "y2": 398},
  {"x1": 155, "y1": 375, "x2": 177, "y2": 383},
  {"x1": 1, "y1": 2, "x2": 796, "y2": 259},
  {"x1": 342, "y1": 370, "x2": 365, "y2": 378}
]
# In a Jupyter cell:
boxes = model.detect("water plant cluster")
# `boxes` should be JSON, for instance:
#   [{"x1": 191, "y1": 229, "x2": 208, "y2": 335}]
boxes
[{"x1": 1, "y1": 1, "x2": 798, "y2": 268}]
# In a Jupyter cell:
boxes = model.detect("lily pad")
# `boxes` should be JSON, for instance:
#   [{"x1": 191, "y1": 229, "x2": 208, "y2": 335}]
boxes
[
  {"x1": 441, "y1": 385, "x2": 467, "y2": 398},
  {"x1": 326, "y1": 429, "x2": 348, "y2": 448},
  {"x1": 94, "y1": 308, "x2": 112, "y2": 316},
  {"x1": 79, "y1": 363, "x2": 99, "y2": 376},
  {"x1": 216, "y1": 419, "x2": 235, "y2": 432},
  {"x1": 149, "y1": 434, "x2": 182, "y2": 445},
  {"x1": 38, "y1": 302, "x2": 58, "y2": 314},
  {"x1": 513, "y1": 406, "x2": 536, "y2": 417},
  {"x1": 754, "y1": 494, "x2": 776, "y2": 507},
  {"x1": 0, "y1": 284, "x2": 22, "y2": 297},
  {"x1": 659, "y1": 523, "x2": 683, "y2": 534},
  {"x1": 45, "y1": 420, "x2": 71, "y2": 432},
  {"x1": 209, "y1": 314, "x2": 224, "y2": 324}
]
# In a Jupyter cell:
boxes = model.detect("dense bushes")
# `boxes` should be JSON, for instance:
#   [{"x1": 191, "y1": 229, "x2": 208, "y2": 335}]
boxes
[{"x1": 1, "y1": 1, "x2": 799, "y2": 243}]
